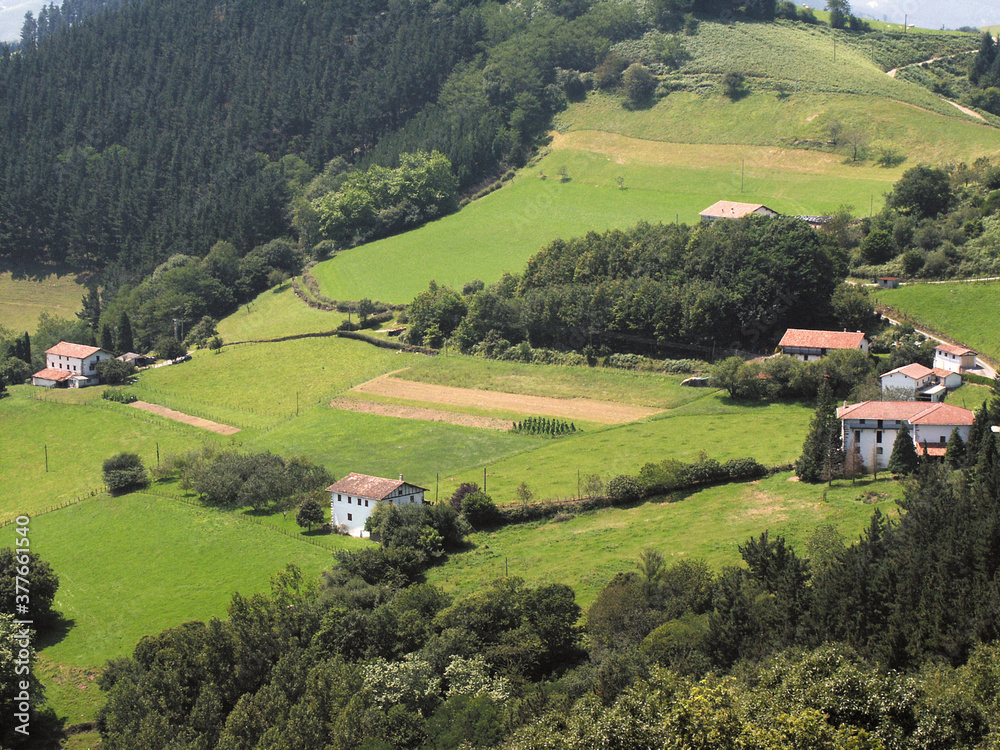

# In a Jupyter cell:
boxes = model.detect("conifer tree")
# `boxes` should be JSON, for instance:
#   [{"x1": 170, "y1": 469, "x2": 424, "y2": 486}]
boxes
[
  {"x1": 945, "y1": 427, "x2": 966, "y2": 469},
  {"x1": 965, "y1": 403, "x2": 989, "y2": 467},
  {"x1": 796, "y1": 378, "x2": 841, "y2": 483},
  {"x1": 101, "y1": 323, "x2": 116, "y2": 354},
  {"x1": 117, "y1": 311, "x2": 134, "y2": 354},
  {"x1": 888, "y1": 423, "x2": 919, "y2": 475}
]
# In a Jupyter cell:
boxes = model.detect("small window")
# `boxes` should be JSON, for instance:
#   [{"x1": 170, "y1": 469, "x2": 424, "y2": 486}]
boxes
[
  {"x1": 877, "y1": 420, "x2": 883, "y2": 429},
  {"x1": 347, "y1": 513, "x2": 352, "y2": 521},
  {"x1": 854, "y1": 430, "x2": 860, "y2": 443},
  {"x1": 876, "y1": 447, "x2": 883, "y2": 455},
  {"x1": 876, "y1": 430, "x2": 883, "y2": 444},
  {"x1": 365, "y1": 499, "x2": 369, "y2": 507},
  {"x1": 859, "y1": 419, "x2": 866, "y2": 425},
  {"x1": 348, "y1": 497, "x2": 351, "y2": 504},
  {"x1": 338, "y1": 494, "x2": 342, "y2": 502}
]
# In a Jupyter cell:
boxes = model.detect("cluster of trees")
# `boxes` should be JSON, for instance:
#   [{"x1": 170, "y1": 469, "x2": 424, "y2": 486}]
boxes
[
  {"x1": 172, "y1": 448, "x2": 333, "y2": 513},
  {"x1": 92, "y1": 415, "x2": 1000, "y2": 749},
  {"x1": 967, "y1": 31, "x2": 1000, "y2": 115},
  {"x1": 848, "y1": 160, "x2": 1000, "y2": 279},
  {"x1": 510, "y1": 417, "x2": 577, "y2": 436},
  {"x1": 406, "y1": 217, "x2": 849, "y2": 356},
  {"x1": 0, "y1": 326, "x2": 32, "y2": 393},
  {"x1": 17, "y1": 0, "x2": 128, "y2": 50}
]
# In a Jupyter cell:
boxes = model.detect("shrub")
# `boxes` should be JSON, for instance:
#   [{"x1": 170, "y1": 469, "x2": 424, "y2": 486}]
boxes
[
  {"x1": 97, "y1": 358, "x2": 136, "y2": 385},
  {"x1": 722, "y1": 71, "x2": 747, "y2": 100},
  {"x1": 154, "y1": 336, "x2": 186, "y2": 361},
  {"x1": 296, "y1": 496, "x2": 327, "y2": 531},
  {"x1": 103, "y1": 452, "x2": 148, "y2": 493},
  {"x1": 461, "y1": 490, "x2": 501, "y2": 528},
  {"x1": 102, "y1": 389, "x2": 137, "y2": 404},
  {"x1": 607, "y1": 475, "x2": 642, "y2": 504}
]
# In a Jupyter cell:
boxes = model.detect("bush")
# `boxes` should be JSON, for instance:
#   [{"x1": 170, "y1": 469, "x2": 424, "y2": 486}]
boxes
[
  {"x1": 103, "y1": 452, "x2": 148, "y2": 493},
  {"x1": 607, "y1": 475, "x2": 642, "y2": 504},
  {"x1": 461, "y1": 490, "x2": 501, "y2": 528},
  {"x1": 97, "y1": 358, "x2": 136, "y2": 385},
  {"x1": 154, "y1": 336, "x2": 186, "y2": 361},
  {"x1": 0, "y1": 548, "x2": 60, "y2": 629},
  {"x1": 722, "y1": 71, "x2": 747, "y2": 100},
  {"x1": 296, "y1": 496, "x2": 327, "y2": 531},
  {"x1": 102, "y1": 389, "x2": 137, "y2": 404}
]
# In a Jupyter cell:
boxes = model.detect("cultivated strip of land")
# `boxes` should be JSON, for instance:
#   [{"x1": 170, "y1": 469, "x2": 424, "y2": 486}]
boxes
[
  {"x1": 330, "y1": 396, "x2": 513, "y2": 431},
  {"x1": 130, "y1": 401, "x2": 241, "y2": 435},
  {"x1": 350, "y1": 374, "x2": 663, "y2": 424}
]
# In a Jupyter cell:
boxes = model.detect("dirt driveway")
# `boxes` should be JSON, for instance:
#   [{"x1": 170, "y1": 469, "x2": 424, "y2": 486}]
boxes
[
  {"x1": 350, "y1": 374, "x2": 662, "y2": 424},
  {"x1": 130, "y1": 401, "x2": 241, "y2": 435}
]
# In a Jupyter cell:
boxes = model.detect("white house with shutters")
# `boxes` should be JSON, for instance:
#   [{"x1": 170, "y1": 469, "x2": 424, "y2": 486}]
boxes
[
  {"x1": 31, "y1": 341, "x2": 114, "y2": 388},
  {"x1": 933, "y1": 343, "x2": 977, "y2": 373},
  {"x1": 327, "y1": 472, "x2": 428, "y2": 537},
  {"x1": 837, "y1": 401, "x2": 975, "y2": 470},
  {"x1": 880, "y1": 363, "x2": 962, "y2": 402}
]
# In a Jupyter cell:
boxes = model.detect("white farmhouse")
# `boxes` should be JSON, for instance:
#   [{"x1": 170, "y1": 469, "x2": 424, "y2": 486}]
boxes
[
  {"x1": 699, "y1": 200, "x2": 779, "y2": 223},
  {"x1": 327, "y1": 472, "x2": 428, "y2": 537},
  {"x1": 880, "y1": 363, "x2": 962, "y2": 402},
  {"x1": 778, "y1": 329, "x2": 869, "y2": 362},
  {"x1": 933, "y1": 343, "x2": 977, "y2": 373},
  {"x1": 837, "y1": 401, "x2": 975, "y2": 470},
  {"x1": 31, "y1": 341, "x2": 114, "y2": 388}
]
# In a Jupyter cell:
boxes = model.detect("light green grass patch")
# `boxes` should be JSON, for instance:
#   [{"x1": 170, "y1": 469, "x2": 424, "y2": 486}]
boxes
[
  {"x1": 877, "y1": 281, "x2": 1000, "y2": 363},
  {"x1": 0, "y1": 270, "x2": 84, "y2": 334},
  {"x1": 0, "y1": 387, "x2": 217, "y2": 524},
  {"x1": 130, "y1": 337, "x2": 417, "y2": 430},
  {"x1": 948, "y1": 382, "x2": 994, "y2": 411},
  {"x1": 246, "y1": 404, "x2": 540, "y2": 497},
  {"x1": 454, "y1": 394, "x2": 813, "y2": 503},
  {"x1": 216, "y1": 282, "x2": 345, "y2": 342},
  {"x1": 394, "y1": 354, "x2": 708, "y2": 409},
  {"x1": 427, "y1": 471, "x2": 900, "y2": 607},
  {"x1": 0, "y1": 494, "x2": 341, "y2": 667}
]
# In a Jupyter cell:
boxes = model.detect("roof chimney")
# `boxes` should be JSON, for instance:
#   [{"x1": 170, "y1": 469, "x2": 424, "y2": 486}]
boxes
[{"x1": 399, "y1": 474, "x2": 403, "y2": 481}]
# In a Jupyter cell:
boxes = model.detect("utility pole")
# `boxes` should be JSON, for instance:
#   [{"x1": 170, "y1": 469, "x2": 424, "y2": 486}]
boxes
[
  {"x1": 436, "y1": 473, "x2": 439, "y2": 504},
  {"x1": 44, "y1": 444, "x2": 48, "y2": 472},
  {"x1": 741, "y1": 159, "x2": 745, "y2": 192},
  {"x1": 483, "y1": 466, "x2": 487, "y2": 492}
]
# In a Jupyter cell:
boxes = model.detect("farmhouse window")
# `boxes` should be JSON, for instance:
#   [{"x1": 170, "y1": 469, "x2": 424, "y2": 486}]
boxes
[
  {"x1": 338, "y1": 494, "x2": 342, "y2": 502},
  {"x1": 876, "y1": 447, "x2": 883, "y2": 455},
  {"x1": 348, "y1": 497, "x2": 351, "y2": 504},
  {"x1": 347, "y1": 514, "x2": 352, "y2": 521},
  {"x1": 877, "y1": 420, "x2": 883, "y2": 428},
  {"x1": 365, "y1": 500, "x2": 369, "y2": 507},
  {"x1": 854, "y1": 431, "x2": 861, "y2": 443},
  {"x1": 876, "y1": 431, "x2": 883, "y2": 444}
]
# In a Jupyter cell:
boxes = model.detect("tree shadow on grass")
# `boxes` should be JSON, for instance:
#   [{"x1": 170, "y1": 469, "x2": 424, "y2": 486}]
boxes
[{"x1": 34, "y1": 613, "x2": 76, "y2": 651}]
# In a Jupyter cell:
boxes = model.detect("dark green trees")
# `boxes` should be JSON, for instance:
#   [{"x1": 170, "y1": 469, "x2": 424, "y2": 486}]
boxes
[
  {"x1": 887, "y1": 423, "x2": 919, "y2": 475},
  {"x1": 796, "y1": 379, "x2": 843, "y2": 483},
  {"x1": 102, "y1": 452, "x2": 148, "y2": 493},
  {"x1": 296, "y1": 497, "x2": 326, "y2": 531}
]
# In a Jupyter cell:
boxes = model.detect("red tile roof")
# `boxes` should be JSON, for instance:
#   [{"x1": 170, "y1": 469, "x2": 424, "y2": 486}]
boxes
[
  {"x1": 699, "y1": 201, "x2": 777, "y2": 219},
  {"x1": 916, "y1": 443, "x2": 948, "y2": 457},
  {"x1": 45, "y1": 341, "x2": 105, "y2": 359},
  {"x1": 32, "y1": 368, "x2": 73, "y2": 382},
  {"x1": 882, "y1": 363, "x2": 934, "y2": 380},
  {"x1": 837, "y1": 401, "x2": 975, "y2": 426},
  {"x1": 325, "y1": 472, "x2": 426, "y2": 501},
  {"x1": 779, "y1": 329, "x2": 867, "y2": 350},
  {"x1": 935, "y1": 342, "x2": 975, "y2": 356},
  {"x1": 932, "y1": 368, "x2": 956, "y2": 379}
]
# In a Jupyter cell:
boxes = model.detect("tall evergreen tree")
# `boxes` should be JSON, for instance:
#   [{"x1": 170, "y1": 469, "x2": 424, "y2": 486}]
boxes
[
  {"x1": 965, "y1": 403, "x2": 990, "y2": 467},
  {"x1": 796, "y1": 378, "x2": 842, "y2": 483},
  {"x1": 117, "y1": 312, "x2": 134, "y2": 354},
  {"x1": 945, "y1": 427, "x2": 966, "y2": 469},
  {"x1": 888, "y1": 423, "x2": 919, "y2": 475},
  {"x1": 78, "y1": 285, "x2": 102, "y2": 332},
  {"x1": 101, "y1": 323, "x2": 116, "y2": 354}
]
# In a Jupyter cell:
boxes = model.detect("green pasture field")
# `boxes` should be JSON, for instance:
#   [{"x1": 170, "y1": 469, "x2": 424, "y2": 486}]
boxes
[
  {"x1": 130, "y1": 336, "x2": 416, "y2": 430},
  {"x1": 877, "y1": 281, "x2": 1000, "y2": 363},
  {"x1": 393, "y1": 354, "x2": 708, "y2": 408},
  {"x1": 0, "y1": 493, "x2": 349, "y2": 723},
  {"x1": 0, "y1": 269, "x2": 84, "y2": 334},
  {"x1": 312, "y1": 141, "x2": 900, "y2": 304},
  {"x1": 428, "y1": 471, "x2": 901, "y2": 607},
  {"x1": 453, "y1": 394, "x2": 814, "y2": 503},
  {"x1": 245, "y1": 403, "x2": 540, "y2": 497},
  {"x1": 563, "y1": 91, "x2": 1000, "y2": 165},
  {"x1": 215, "y1": 282, "x2": 345, "y2": 342},
  {"x1": 0, "y1": 386, "x2": 218, "y2": 524}
]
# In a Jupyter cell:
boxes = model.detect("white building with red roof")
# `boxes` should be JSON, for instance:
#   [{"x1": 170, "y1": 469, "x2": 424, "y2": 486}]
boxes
[
  {"x1": 837, "y1": 401, "x2": 975, "y2": 469},
  {"x1": 933, "y1": 342, "x2": 977, "y2": 374},
  {"x1": 880, "y1": 363, "x2": 962, "y2": 402},
  {"x1": 31, "y1": 341, "x2": 114, "y2": 388},
  {"x1": 326, "y1": 472, "x2": 428, "y2": 537},
  {"x1": 699, "y1": 201, "x2": 778, "y2": 223},
  {"x1": 778, "y1": 329, "x2": 869, "y2": 361}
]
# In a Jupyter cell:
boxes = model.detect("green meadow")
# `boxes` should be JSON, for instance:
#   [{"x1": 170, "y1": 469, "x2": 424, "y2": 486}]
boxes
[
  {"x1": 0, "y1": 269, "x2": 83, "y2": 334},
  {"x1": 877, "y1": 281, "x2": 1000, "y2": 363},
  {"x1": 215, "y1": 282, "x2": 345, "y2": 342},
  {"x1": 427, "y1": 471, "x2": 901, "y2": 607}
]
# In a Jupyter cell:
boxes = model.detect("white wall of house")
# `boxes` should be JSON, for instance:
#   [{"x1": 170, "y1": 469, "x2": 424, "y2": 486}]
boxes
[
  {"x1": 45, "y1": 350, "x2": 109, "y2": 385},
  {"x1": 330, "y1": 484, "x2": 426, "y2": 537},
  {"x1": 880, "y1": 371, "x2": 942, "y2": 401},
  {"x1": 843, "y1": 418, "x2": 971, "y2": 470},
  {"x1": 933, "y1": 348, "x2": 976, "y2": 373}
]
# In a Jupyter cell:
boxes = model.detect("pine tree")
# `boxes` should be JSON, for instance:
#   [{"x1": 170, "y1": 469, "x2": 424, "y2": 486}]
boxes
[
  {"x1": 945, "y1": 427, "x2": 966, "y2": 469},
  {"x1": 796, "y1": 378, "x2": 840, "y2": 483},
  {"x1": 888, "y1": 423, "x2": 919, "y2": 475},
  {"x1": 101, "y1": 323, "x2": 116, "y2": 354},
  {"x1": 77, "y1": 284, "x2": 101, "y2": 332},
  {"x1": 117, "y1": 312, "x2": 134, "y2": 354},
  {"x1": 965, "y1": 403, "x2": 989, "y2": 468}
]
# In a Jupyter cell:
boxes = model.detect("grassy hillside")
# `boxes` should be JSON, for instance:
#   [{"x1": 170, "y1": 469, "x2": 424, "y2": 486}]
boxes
[
  {"x1": 0, "y1": 269, "x2": 83, "y2": 334},
  {"x1": 877, "y1": 281, "x2": 1000, "y2": 363},
  {"x1": 428, "y1": 471, "x2": 901, "y2": 607},
  {"x1": 313, "y1": 19, "x2": 998, "y2": 305}
]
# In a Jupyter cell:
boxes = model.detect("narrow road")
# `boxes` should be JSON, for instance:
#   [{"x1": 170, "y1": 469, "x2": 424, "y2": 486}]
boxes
[
  {"x1": 886, "y1": 52, "x2": 987, "y2": 122},
  {"x1": 880, "y1": 313, "x2": 996, "y2": 380}
]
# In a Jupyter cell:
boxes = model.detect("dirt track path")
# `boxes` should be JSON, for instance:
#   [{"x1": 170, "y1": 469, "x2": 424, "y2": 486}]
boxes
[
  {"x1": 130, "y1": 401, "x2": 241, "y2": 435},
  {"x1": 330, "y1": 397, "x2": 513, "y2": 430},
  {"x1": 351, "y1": 374, "x2": 662, "y2": 424}
]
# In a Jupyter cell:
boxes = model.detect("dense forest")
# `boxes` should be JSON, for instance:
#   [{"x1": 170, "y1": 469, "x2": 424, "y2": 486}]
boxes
[
  {"x1": 22, "y1": 387, "x2": 998, "y2": 750},
  {"x1": 404, "y1": 215, "x2": 852, "y2": 355}
]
